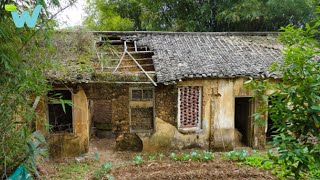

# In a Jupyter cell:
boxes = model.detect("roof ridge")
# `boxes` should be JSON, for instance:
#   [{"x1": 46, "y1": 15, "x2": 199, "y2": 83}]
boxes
[{"x1": 91, "y1": 31, "x2": 278, "y2": 36}]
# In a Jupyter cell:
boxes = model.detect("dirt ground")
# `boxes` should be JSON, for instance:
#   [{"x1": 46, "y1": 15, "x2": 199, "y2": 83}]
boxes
[
  {"x1": 42, "y1": 137, "x2": 276, "y2": 180},
  {"x1": 112, "y1": 160, "x2": 275, "y2": 180}
]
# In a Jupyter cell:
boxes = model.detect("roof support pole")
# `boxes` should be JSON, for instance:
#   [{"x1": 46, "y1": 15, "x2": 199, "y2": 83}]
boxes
[
  {"x1": 113, "y1": 41, "x2": 157, "y2": 86},
  {"x1": 113, "y1": 41, "x2": 127, "y2": 73},
  {"x1": 126, "y1": 50, "x2": 157, "y2": 86}
]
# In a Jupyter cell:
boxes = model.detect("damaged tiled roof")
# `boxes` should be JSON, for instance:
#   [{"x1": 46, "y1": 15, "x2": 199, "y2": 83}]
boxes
[{"x1": 96, "y1": 31, "x2": 283, "y2": 83}]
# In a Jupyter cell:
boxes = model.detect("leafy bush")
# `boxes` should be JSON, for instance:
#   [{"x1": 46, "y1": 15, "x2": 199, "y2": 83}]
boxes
[
  {"x1": 244, "y1": 7, "x2": 320, "y2": 179},
  {"x1": 223, "y1": 150, "x2": 320, "y2": 179}
]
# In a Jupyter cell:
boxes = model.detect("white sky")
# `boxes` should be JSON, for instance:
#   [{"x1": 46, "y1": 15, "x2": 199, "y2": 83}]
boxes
[{"x1": 55, "y1": 0, "x2": 87, "y2": 29}]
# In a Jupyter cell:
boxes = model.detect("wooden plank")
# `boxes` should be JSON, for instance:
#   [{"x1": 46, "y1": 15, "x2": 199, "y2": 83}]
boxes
[
  {"x1": 98, "y1": 51, "x2": 154, "y2": 55},
  {"x1": 126, "y1": 50, "x2": 157, "y2": 86}
]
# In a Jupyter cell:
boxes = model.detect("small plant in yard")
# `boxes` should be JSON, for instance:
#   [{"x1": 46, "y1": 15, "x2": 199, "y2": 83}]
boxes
[
  {"x1": 170, "y1": 151, "x2": 214, "y2": 162},
  {"x1": 158, "y1": 153, "x2": 164, "y2": 160},
  {"x1": 148, "y1": 154, "x2": 157, "y2": 161},
  {"x1": 201, "y1": 151, "x2": 214, "y2": 161},
  {"x1": 170, "y1": 152, "x2": 177, "y2": 161},
  {"x1": 222, "y1": 150, "x2": 248, "y2": 161},
  {"x1": 181, "y1": 153, "x2": 191, "y2": 161},
  {"x1": 92, "y1": 162, "x2": 113, "y2": 180},
  {"x1": 133, "y1": 155, "x2": 144, "y2": 165},
  {"x1": 190, "y1": 151, "x2": 201, "y2": 161}
]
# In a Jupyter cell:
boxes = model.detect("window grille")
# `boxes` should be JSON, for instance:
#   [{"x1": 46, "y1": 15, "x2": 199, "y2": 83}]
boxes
[
  {"x1": 178, "y1": 86, "x2": 201, "y2": 128},
  {"x1": 131, "y1": 89, "x2": 153, "y2": 101}
]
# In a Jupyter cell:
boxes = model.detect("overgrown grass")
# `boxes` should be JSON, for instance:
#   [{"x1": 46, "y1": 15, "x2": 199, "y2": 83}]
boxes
[{"x1": 52, "y1": 159, "x2": 99, "y2": 180}]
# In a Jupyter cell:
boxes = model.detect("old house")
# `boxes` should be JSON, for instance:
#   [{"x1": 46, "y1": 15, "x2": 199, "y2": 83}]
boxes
[{"x1": 36, "y1": 31, "x2": 282, "y2": 157}]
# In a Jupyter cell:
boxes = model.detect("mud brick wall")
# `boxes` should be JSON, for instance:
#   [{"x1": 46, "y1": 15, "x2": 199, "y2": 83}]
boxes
[
  {"x1": 92, "y1": 100, "x2": 112, "y2": 124},
  {"x1": 155, "y1": 84, "x2": 178, "y2": 127},
  {"x1": 131, "y1": 107, "x2": 153, "y2": 131},
  {"x1": 83, "y1": 84, "x2": 130, "y2": 135}
]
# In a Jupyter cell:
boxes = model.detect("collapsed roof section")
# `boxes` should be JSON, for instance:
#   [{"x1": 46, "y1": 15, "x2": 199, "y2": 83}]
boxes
[{"x1": 93, "y1": 33, "x2": 157, "y2": 85}]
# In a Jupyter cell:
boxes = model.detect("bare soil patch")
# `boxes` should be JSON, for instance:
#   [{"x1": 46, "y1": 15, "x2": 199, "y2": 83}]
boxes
[
  {"x1": 111, "y1": 159, "x2": 276, "y2": 180},
  {"x1": 42, "y1": 138, "x2": 276, "y2": 180}
]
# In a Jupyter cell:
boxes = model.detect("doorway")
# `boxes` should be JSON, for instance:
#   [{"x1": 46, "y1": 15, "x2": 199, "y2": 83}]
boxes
[
  {"x1": 93, "y1": 100, "x2": 115, "y2": 138},
  {"x1": 235, "y1": 97, "x2": 253, "y2": 147}
]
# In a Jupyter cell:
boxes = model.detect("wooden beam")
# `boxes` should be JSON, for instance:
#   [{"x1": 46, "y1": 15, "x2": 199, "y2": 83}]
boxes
[
  {"x1": 112, "y1": 41, "x2": 127, "y2": 73},
  {"x1": 126, "y1": 50, "x2": 157, "y2": 86}
]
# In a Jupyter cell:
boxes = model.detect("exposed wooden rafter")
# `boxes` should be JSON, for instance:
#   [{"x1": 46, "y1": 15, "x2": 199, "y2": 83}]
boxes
[{"x1": 112, "y1": 41, "x2": 157, "y2": 86}]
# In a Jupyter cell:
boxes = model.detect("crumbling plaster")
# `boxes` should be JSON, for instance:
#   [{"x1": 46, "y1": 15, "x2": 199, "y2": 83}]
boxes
[
  {"x1": 138, "y1": 77, "x2": 267, "y2": 150},
  {"x1": 36, "y1": 88, "x2": 91, "y2": 158}
]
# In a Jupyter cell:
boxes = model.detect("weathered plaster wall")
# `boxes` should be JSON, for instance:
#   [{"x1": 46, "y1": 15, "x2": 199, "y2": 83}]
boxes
[
  {"x1": 54, "y1": 77, "x2": 268, "y2": 153},
  {"x1": 138, "y1": 118, "x2": 208, "y2": 151},
  {"x1": 139, "y1": 77, "x2": 267, "y2": 151},
  {"x1": 36, "y1": 88, "x2": 90, "y2": 158}
]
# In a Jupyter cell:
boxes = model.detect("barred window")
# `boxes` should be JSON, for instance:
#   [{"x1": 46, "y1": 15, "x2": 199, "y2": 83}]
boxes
[
  {"x1": 131, "y1": 89, "x2": 153, "y2": 101},
  {"x1": 178, "y1": 86, "x2": 202, "y2": 129},
  {"x1": 130, "y1": 88, "x2": 154, "y2": 132},
  {"x1": 47, "y1": 90, "x2": 73, "y2": 133}
]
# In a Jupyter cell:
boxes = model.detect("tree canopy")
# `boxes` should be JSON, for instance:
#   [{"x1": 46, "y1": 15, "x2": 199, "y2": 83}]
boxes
[{"x1": 84, "y1": 0, "x2": 319, "y2": 31}]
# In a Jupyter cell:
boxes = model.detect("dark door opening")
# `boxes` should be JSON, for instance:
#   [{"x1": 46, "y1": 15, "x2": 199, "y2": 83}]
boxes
[
  {"x1": 235, "y1": 97, "x2": 252, "y2": 147},
  {"x1": 93, "y1": 100, "x2": 115, "y2": 138}
]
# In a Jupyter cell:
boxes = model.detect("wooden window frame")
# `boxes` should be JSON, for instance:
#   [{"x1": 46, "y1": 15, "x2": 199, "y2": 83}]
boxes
[
  {"x1": 177, "y1": 86, "x2": 202, "y2": 131},
  {"x1": 46, "y1": 88, "x2": 74, "y2": 134},
  {"x1": 129, "y1": 87, "x2": 155, "y2": 133}
]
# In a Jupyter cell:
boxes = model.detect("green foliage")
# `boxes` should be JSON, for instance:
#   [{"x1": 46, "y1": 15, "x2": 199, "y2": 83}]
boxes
[
  {"x1": 53, "y1": 159, "x2": 99, "y2": 179},
  {"x1": 84, "y1": 0, "x2": 134, "y2": 31},
  {"x1": 148, "y1": 154, "x2": 157, "y2": 161},
  {"x1": 133, "y1": 155, "x2": 144, "y2": 165},
  {"x1": 223, "y1": 150, "x2": 320, "y2": 179},
  {"x1": 170, "y1": 151, "x2": 214, "y2": 162},
  {"x1": 84, "y1": 0, "x2": 319, "y2": 31},
  {"x1": 0, "y1": 0, "x2": 76, "y2": 177},
  {"x1": 245, "y1": 7, "x2": 320, "y2": 179},
  {"x1": 216, "y1": 0, "x2": 318, "y2": 31},
  {"x1": 92, "y1": 162, "x2": 113, "y2": 180},
  {"x1": 222, "y1": 150, "x2": 249, "y2": 161}
]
